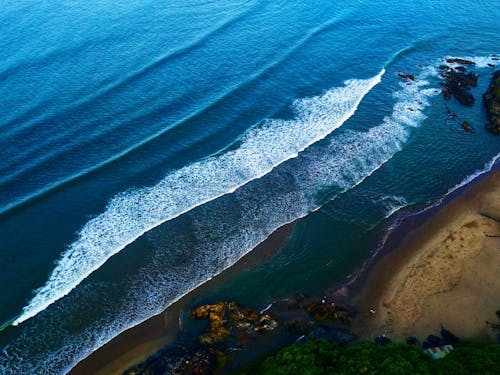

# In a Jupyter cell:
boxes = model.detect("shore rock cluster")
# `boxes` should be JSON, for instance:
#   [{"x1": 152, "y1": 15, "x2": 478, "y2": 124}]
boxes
[
  {"x1": 124, "y1": 302, "x2": 278, "y2": 375},
  {"x1": 436, "y1": 57, "x2": 500, "y2": 135},
  {"x1": 483, "y1": 70, "x2": 500, "y2": 134},
  {"x1": 439, "y1": 59, "x2": 478, "y2": 106},
  {"x1": 189, "y1": 301, "x2": 277, "y2": 344},
  {"x1": 124, "y1": 296, "x2": 357, "y2": 375}
]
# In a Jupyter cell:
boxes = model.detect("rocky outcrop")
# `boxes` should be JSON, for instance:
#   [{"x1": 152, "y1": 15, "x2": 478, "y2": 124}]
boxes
[
  {"x1": 124, "y1": 296, "x2": 358, "y2": 374},
  {"x1": 461, "y1": 121, "x2": 474, "y2": 133},
  {"x1": 124, "y1": 302, "x2": 278, "y2": 375},
  {"x1": 190, "y1": 301, "x2": 277, "y2": 344},
  {"x1": 398, "y1": 73, "x2": 415, "y2": 81},
  {"x1": 446, "y1": 58, "x2": 475, "y2": 66},
  {"x1": 483, "y1": 70, "x2": 500, "y2": 134},
  {"x1": 440, "y1": 65, "x2": 478, "y2": 106}
]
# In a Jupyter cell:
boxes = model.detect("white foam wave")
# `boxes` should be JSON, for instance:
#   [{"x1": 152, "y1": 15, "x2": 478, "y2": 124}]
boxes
[
  {"x1": 12, "y1": 70, "x2": 385, "y2": 326},
  {"x1": 380, "y1": 195, "x2": 408, "y2": 219},
  {"x1": 447, "y1": 152, "x2": 500, "y2": 194},
  {"x1": 418, "y1": 151, "x2": 500, "y2": 216},
  {"x1": 1, "y1": 66, "x2": 441, "y2": 375},
  {"x1": 362, "y1": 150, "x2": 500, "y2": 278},
  {"x1": 77, "y1": 64, "x2": 438, "y2": 369}
]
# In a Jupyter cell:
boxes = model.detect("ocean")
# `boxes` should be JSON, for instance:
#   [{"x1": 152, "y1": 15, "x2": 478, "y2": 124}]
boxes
[{"x1": 0, "y1": 0, "x2": 499, "y2": 373}]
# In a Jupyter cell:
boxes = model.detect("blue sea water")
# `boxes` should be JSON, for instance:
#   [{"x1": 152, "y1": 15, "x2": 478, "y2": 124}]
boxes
[{"x1": 0, "y1": 0, "x2": 499, "y2": 373}]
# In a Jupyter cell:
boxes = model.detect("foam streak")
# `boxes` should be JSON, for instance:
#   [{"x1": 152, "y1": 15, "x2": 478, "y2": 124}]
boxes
[{"x1": 12, "y1": 70, "x2": 384, "y2": 326}]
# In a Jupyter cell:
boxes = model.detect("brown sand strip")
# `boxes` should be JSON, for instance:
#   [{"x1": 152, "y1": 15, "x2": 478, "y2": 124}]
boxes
[{"x1": 355, "y1": 171, "x2": 500, "y2": 342}]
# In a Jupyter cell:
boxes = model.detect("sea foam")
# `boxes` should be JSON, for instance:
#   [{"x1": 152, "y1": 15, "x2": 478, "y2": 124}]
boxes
[
  {"x1": 1, "y1": 66, "x2": 442, "y2": 375},
  {"x1": 12, "y1": 70, "x2": 384, "y2": 326}
]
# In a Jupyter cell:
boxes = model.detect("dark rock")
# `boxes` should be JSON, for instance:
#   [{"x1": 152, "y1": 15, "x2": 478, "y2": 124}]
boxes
[
  {"x1": 440, "y1": 327, "x2": 460, "y2": 345},
  {"x1": 446, "y1": 58, "x2": 475, "y2": 65},
  {"x1": 488, "y1": 63, "x2": 496, "y2": 68},
  {"x1": 374, "y1": 334, "x2": 392, "y2": 346},
  {"x1": 461, "y1": 121, "x2": 474, "y2": 133},
  {"x1": 425, "y1": 334, "x2": 443, "y2": 348},
  {"x1": 439, "y1": 65, "x2": 450, "y2": 70},
  {"x1": 406, "y1": 336, "x2": 418, "y2": 345},
  {"x1": 283, "y1": 320, "x2": 315, "y2": 336},
  {"x1": 483, "y1": 70, "x2": 500, "y2": 135},
  {"x1": 398, "y1": 73, "x2": 415, "y2": 81},
  {"x1": 309, "y1": 325, "x2": 358, "y2": 345},
  {"x1": 440, "y1": 69, "x2": 478, "y2": 106},
  {"x1": 454, "y1": 66, "x2": 467, "y2": 72}
]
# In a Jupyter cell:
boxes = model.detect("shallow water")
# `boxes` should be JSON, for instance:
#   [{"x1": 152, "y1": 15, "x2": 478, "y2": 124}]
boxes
[{"x1": 0, "y1": 1, "x2": 499, "y2": 373}]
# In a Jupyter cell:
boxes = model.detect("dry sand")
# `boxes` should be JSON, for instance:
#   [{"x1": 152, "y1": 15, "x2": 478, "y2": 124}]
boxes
[{"x1": 356, "y1": 170, "x2": 500, "y2": 342}]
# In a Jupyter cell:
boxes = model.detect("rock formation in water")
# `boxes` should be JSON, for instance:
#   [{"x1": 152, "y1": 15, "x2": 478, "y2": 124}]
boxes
[
  {"x1": 190, "y1": 301, "x2": 278, "y2": 344},
  {"x1": 483, "y1": 70, "x2": 500, "y2": 134},
  {"x1": 440, "y1": 64, "x2": 478, "y2": 106}
]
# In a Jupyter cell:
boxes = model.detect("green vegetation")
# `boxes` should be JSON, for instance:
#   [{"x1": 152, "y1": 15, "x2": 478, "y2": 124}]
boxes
[{"x1": 237, "y1": 339, "x2": 500, "y2": 375}]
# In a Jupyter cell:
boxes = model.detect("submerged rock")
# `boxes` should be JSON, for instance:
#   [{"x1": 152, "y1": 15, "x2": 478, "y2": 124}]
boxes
[
  {"x1": 461, "y1": 121, "x2": 474, "y2": 133},
  {"x1": 483, "y1": 70, "x2": 500, "y2": 134},
  {"x1": 398, "y1": 73, "x2": 415, "y2": 81},
  {"x1": 446, "y1": 58, "x2": 475, "y2": 65}
]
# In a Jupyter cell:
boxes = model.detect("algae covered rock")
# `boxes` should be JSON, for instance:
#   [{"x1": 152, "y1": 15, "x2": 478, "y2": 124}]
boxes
[{"x1": 190, "y1": 301, "x2": 277, "y2": 344}]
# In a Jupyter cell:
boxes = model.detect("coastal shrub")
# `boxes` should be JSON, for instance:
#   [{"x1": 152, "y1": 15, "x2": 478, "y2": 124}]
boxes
[
  {"x1": 254, "y1": 338, "x2": 500, "y2": 375},
  {"x1": 260, "y1": 339, "x2": 341, "y2": 375}
]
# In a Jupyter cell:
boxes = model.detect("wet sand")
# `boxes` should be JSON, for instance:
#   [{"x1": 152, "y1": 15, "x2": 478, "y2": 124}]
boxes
[
  {"x1": 355, "y1": 170, "x2": 500, "y2": 342},
  {"x1": 70, "y1": 223, "x2": 295, "y2": 375},
  {"x1": 72, "y1": 169, "x2": 500, "y2": 374}
]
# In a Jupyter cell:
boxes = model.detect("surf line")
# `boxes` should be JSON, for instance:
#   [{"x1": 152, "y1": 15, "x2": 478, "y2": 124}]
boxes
[{"x1": 9, "y1": 69, "x2": 384, "y2": 328}]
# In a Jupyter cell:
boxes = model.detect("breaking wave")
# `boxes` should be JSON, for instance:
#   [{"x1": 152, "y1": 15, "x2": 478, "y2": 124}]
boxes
[
  {"x1": 12, "y1": 70, "x2": 385, "y2": 326},
  {"x1": 0, "y1": 65, "x2": 441, "y2": 374}
]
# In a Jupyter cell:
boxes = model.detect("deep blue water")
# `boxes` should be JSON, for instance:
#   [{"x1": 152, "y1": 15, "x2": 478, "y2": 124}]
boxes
[{"x1": 0, "y1": 0, "x2": 499, "y2": 373}]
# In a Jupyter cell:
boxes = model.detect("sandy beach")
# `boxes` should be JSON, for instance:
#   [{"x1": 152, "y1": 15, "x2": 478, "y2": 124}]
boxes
[
  {"x1": 355, "y1": 170, "x2": 500, "y2": 342},
  {"x1": 73, "y1": 169, "x2": 500, "y2": 374}
]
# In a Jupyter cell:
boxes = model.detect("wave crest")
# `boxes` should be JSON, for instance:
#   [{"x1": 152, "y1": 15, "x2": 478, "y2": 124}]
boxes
[{"x1": 12, "y1": 70, "x2": 385, "y2": 326}]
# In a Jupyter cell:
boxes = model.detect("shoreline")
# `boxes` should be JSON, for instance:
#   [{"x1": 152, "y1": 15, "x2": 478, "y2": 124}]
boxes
[
  {"x1": 339, "y1": 153, "x2": 500, "y2": 301},
  {"x1": 352, "y1": 169, "x2": 500, "y2": 342},
  {"x1": 70, "y1": 223, "x2": 295, "y2": 375},
  {"x1": 71, "y1": 156, "x2": 500, "y2": 374}
]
